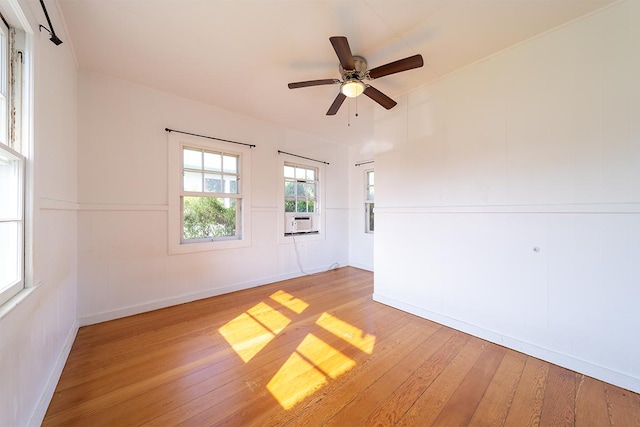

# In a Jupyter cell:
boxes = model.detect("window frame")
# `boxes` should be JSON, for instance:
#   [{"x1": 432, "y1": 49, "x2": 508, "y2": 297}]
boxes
[
  {"x1": 364, "y1": 169, "x2": 374, "y2": 234},
  {"x1": 168, "y1": 132, "x2": 252, "y2": 254},
  {"x1": 279, "y1": 157, "x2": 325, "y2": 243},
  {"x1": 0, "y1": 17, "x2": 8, "y2": 147},
  {"x1": 181, "y1": 147, "x2": 241, "y2": 243},
  {"x1": 284, "y1": 162, "x2": 318, "y2": 215},
  {"x1": 0, "y1": 10, "x2": 29, "y2": 308}
]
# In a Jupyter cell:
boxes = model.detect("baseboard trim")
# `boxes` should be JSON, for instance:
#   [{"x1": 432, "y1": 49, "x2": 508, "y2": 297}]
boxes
[
  {"x1": 348, "y1": 261, "x2": 373, "y2": 272},
  {"x1": 29, "y1": 319, "x2": 79, "y2": 427},
  {"x1": 373, "y1": 292, "x2": 640, "y2": 394},
  {"x1": 79, "y1": 264, "x2": 344, "y2": 326}
]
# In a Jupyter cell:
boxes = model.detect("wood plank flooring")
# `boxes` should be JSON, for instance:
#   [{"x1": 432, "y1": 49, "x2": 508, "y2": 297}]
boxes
[{"x1": 43, "y1": 267, "x2": 640, "y2": 426}]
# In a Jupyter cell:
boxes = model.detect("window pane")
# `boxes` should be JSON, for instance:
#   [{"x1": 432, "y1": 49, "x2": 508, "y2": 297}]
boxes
[
  {"x1": 296, "y1": 200, "x2": 307, "y2": 212},
  {"x1": 223, "y1": 175, "x2": 238, "y2": 194},
  {"x1": 0, "y1": 221, "x2": 19, "y2": 290},
  {"x1": 183, "y1": 196, "x2": 237, "y2": 240},
  {"x1": 284, "y1": 180, "x2": 295, "y2": 196},
  {"x1": 284, "y1": 165, "x2": 295, "y2": 178},
  {"x1": 308, "y1": 200, "x2": 315, "y2": 212},
  {"x1": 183, "y1": 171, "x2": 202, "y2": 192},
  {"x1": 204, "y1": 173, "x2": 221, "y2": 193},
  {"x1": 307, "y1": 183, "x2": 316, "y2": 198},
  {"x1": 367, "y1": 186, "x2": 374, "y2": 201},
  {"x1": 204, "y1": 152, "x2": 221, "y2": 172},
  {"x1": 223, "y1": 155, "x2": 237, "y2": 173},
  {"x1": 295, "y1": 167, "x2": 306, "y2": 179},
  {"x1": 296, "y1": 182, "x2": 315, "y2": 198},
  {"x1": 285, "y1": 200, "x2": 295, "y2": 212},
  {"x1": 365, "y1": 170, "x2": 374, "y2": 232},
  {"x1": 183, "y1": 148, "x2": 202, "y2": 169},
  {"x1": 0, "y1": 153, "x2": 19, "y2": 219},
  {"x1": 306, "y1": 169, "x2": 315, "y2": 181}
]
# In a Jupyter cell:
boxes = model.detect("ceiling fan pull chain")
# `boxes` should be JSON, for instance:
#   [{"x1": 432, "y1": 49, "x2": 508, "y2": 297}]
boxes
[{"x1": 348, "y1": 99, "x2": 351, "y2": 127}]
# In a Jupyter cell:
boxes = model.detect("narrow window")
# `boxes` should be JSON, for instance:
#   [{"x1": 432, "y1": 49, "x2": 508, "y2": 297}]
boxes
[
  {"x1": 0, "y1": 16, "x2": 25, "y2": 306},
  {"x1": 365, "y1": 169, "x2": 374, "y2": 234},
  {"x1": 284, "y1": 163, "x2": 318, "y2": 214},
  {"x1": 284, "y1": 162, "x2": 319, "y2": 235}
]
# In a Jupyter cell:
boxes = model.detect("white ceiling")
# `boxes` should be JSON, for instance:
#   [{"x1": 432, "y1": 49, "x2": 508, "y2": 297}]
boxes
[{"x1": 56, "y1": 0, "x2": 614, "y2": 145}]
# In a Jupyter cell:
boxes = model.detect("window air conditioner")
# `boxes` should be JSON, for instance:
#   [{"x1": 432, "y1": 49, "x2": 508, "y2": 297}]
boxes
[{"x1": 285, "y1": 215, "x2": 314, "y2": 234}]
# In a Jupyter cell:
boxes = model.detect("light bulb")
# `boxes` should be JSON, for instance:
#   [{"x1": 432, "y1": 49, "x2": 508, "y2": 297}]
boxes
[{"x1": 341, "y1": 80, "x2": 365, "y2": 98}]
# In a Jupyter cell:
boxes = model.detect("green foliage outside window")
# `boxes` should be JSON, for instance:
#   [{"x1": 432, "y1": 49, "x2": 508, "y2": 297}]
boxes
[{"x1": 183, "y1": 196, "x2": 236, "y2": 240}]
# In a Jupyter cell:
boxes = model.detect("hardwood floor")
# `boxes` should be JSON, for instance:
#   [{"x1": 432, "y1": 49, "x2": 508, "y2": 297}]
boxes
[{"x1": 43, "y1": 267, "x2": 640, "y2": 426}]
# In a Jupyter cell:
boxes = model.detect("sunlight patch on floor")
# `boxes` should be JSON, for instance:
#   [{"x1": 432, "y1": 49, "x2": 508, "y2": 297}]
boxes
[
  {"x1": 219, "y1": 300, "x2": 294, "y2": 363},
  {"x1": 266, "y1": 352, "x2": 328, "y2": 410},
  {"x1": 296, "y1": 333, "x2": 357, "y2": 379},
  {"x1": 270, "y1": 290, "x2": 309, "y2": 314},
  {"x1": 247, "y1": 302, "x2": 291, "y2": 334},
  {"x1": 218, "y1": 290, "x2": 376, "y2": 410},
  {"x1": 316, "y1": 312, "x2": 376, "y2": 354},
  {"x1": 267, "y1": 333, "x2": 356, "y2": 410}
]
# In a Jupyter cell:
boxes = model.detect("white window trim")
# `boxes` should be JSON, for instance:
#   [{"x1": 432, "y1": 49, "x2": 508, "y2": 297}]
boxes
[
  {"x1": 168, "y1": 132, "x2": 252, "y2": 254},
  {"x1": 0, "y1": 1, "x2": 32, "y2": 310},
  {"x1": 278, "y1": 156, "x2": 325, "y2": 244}
]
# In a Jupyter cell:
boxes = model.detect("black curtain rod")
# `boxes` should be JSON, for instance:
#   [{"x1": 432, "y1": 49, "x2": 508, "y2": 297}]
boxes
[
  {"x1": 39, "y1": 0, "x2": 63, "y2": 45},
  {"x1": 278, "y1": 150, "x2": 329, "y2": 165},
  {"x1": 165, "y1": 128, "x2": 256, "y2": 148},
  {"x1": 355, "y1": 160, "x2": 374, "y2": 167}
]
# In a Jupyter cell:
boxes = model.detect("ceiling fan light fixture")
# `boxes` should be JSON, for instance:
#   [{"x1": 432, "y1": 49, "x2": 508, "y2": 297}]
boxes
[{"x1": 341, "y1": 80, "x2": 365, "y2": 98}]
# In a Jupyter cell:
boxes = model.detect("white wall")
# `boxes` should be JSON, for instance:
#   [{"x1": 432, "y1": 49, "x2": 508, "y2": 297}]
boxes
[
  {"x1": 76, "y1": 72, "x2": 350, "y2": 324},
  {"x1": 0, "y1": 0, "x2": 79, "y2": 425},
  {"x1": 373, "y1": 1, "x2": 640, "y2": 393}
]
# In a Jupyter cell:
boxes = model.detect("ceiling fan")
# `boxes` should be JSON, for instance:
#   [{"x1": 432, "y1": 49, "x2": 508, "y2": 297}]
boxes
[{"x1": 288, "y1": 36, "x2": 424, "y2": 116}]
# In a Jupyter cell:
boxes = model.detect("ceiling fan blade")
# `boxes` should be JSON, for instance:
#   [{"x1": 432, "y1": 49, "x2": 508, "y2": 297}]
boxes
[
  {"x1": 326, "y1": 93, "x2": 347, "y2": 115},
  {"x1": 330, "y1": 36, "x2": 355, "y2": 70},
  {"x1": 363, "y1": 86, "x2": 397, "y2": 110},
  {"x1": 368, "y1": 54, "x2": 424, "y2": 79},
  {"x1": 288, "y1": 79, "x2": 340, "y2": 89}
]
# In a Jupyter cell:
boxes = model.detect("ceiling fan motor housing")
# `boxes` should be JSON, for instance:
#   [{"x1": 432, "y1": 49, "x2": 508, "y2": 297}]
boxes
[{"x1": 339, "y1": 55, "x2": 368, "y2": 81}]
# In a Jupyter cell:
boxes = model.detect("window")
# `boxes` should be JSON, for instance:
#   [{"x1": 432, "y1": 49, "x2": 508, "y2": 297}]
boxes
[
  {"x1": 280, "y1": 159, "x2": 324, "y2": 240},
  {"x1": 0, "y1": 15, "x2": 26, "y2": 306},
  {"x1": 365, "y1": 170, "x2": 374, "y2": 233},
  {"x1": 0, "y1": 145, "x2": 24, "y2": 305},
  {"x1": 284, "y1": 163, "x2": 318, "y2": 214},
  {"x1": 168, "y1": 132, "x2": 252, "y2": 254},
  {"x1": 181, "y1": 146, "x2": 241, "y2": 242}
]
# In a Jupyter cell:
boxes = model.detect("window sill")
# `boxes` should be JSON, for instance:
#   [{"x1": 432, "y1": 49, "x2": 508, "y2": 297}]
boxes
[
  {"x1": 0, "y1": 285, "x2": 38, "y2": 322},
  {"x1": 280, "y1": 231, "x2": 324, "y2": 244},
  {"x1": 168, "y1": 237, "x2": 251, "y2": 255},
  {"x1": 284, "y1": 231, "x2": 320, "y2": 237}
]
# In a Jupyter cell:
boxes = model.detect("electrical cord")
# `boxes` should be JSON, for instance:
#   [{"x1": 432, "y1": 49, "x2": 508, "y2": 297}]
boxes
[{"x1": 291, "y1": 233, "x2": 339, "y2": 276}]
